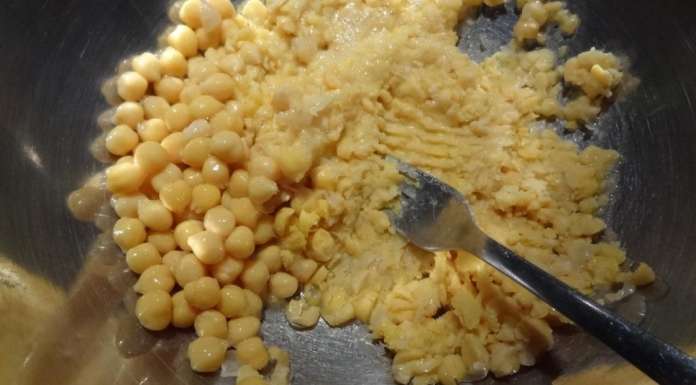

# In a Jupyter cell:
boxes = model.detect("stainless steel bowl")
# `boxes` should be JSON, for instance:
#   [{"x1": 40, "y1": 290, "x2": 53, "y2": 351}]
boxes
[{"x1": 2, "y1": 1, "x2": 695, "y2": 384}]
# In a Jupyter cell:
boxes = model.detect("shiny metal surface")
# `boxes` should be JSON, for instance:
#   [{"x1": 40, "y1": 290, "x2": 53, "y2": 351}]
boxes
[{"x1": 2, "y1": 1, "x2": 696, "y2": 384}]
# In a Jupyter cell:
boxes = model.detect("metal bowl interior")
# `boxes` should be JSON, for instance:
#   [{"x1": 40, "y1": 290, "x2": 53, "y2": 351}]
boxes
[{"x1": 1, "y1": 1, "x2": 695, "y2": 384}]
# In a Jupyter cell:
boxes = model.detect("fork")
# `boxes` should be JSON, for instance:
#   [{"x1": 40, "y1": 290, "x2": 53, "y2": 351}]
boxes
[{"x1": 387, "y1": 158, "x2": 696, "y2": 385}]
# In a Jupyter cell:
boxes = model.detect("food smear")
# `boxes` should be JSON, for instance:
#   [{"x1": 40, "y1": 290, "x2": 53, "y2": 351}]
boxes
[
  {"x1": 0, "y1": 257, "x2": 66, "y2": 384},
  {"x1": 67, "y1": 0, "x2": 657, "y2": 384}
]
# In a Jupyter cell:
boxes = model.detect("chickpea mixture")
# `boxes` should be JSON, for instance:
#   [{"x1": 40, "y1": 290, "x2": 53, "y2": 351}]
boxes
[{"x1": 68, "y1": 0, "x2": 657, "y2": 384}]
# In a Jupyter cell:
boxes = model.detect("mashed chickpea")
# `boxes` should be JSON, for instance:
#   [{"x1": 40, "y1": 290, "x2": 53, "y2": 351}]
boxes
[{"x1": 79, "y1": 0, "x2": 652, "y2": 384}]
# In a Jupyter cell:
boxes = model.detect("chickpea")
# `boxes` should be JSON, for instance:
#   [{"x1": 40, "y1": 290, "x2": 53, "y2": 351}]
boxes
[
  {"x1": 257, "y1": 245, "x2": 281, "y2": 273},
  {"x1": 248, "y1": 176, "x2": 278, "y2": 205},
  {"x1": 227, "y1": 197, "x2": 259, "y2": 228},
  {"x1": 309, "y1": 229, "x2": 335, "y2": 263},
  {"x1": 134, "y1": 143, "x2": 169, "y2": 176},
  {"x1": 189, "y1": 95, "x2": 225, "y2": 119},
  {"x1": 114, "y1": 101, "x2": 145, "y2": 128},
  {"x1": 211, "y1": 258, "x2": 244, "y2": 285},
  {"x1": 208, "y1": 0, "x2": 236, "y2": 19},
  {"x1": 175, "y1": 253, "x2": 207, "y2": 286},
  {"x1": 136, "y1": 290, "x2": 173, "y2": 331},
  {"x1": 116, "y1": 155, "x2": 134, "y2": 165},
  {"x1": 225, "y1": 226, "x2": 255, "y2": 259},
  {"x1": 126, "y1": 242, "x2": 162, "y2": 274},
  {"x1": 160, "y1": 47, "x2": 188, "y2": 77},
  {"x1": 151, "y1": 163, "x2": 182, "y2": 192},
  {"x1": 202, "y1": 156, "x2": 230, "y2": 188},
  {"x1": 180, "y1": 83, "x2": 202, "y2": 104},
  {"x1": 210, "y1": 133, "x2": 242, "y2": 168},
  {"x1": 162, "y1": 250, "x2": 186, "y2": 273},
  {"x1": 106, "y1": 162, "x2": 146, "y2": 194},
  {"x1": 188, "y1": 336, "x2": 228, "y2": 373},
  {"x1": 160, "y1": 180, "x2": 193, "y2": 214},
  {"x1": 111, "y1": 193, "x2": 147, "y2": 218},
  {"x1": 182, "y1": 119, "x2": 212, "y2": 140},
  {"x1": 247, "y1": 155, "x2": 280, "y2": 181},
  {"x1": 279, "y1": 249, "x2": 296, "y2": 271},
  {"x1": 164, "y1": 103, "x2": 192, "y2": 132},
  {"x1": 148, "y1": 231, "x2": 177, "y2": 254},
  {"x1": 204, "y1": 205, "x2": 236, "y2": 237},
  {"x1": 273, "y1": 207, "x2": 294, "y2": 236},
  {"x1": 242, "y1": 289, "x2": 263, "y2": 318},
  {"x1": 270, "y1": 272, "x2": 298, "y2": 299},
  {"x1": 184, "y1": 276, "x2": 221, "y2": 310},
  {"x1": 211, "y1": 108, "x2": 244, "y2": 134},
  {"x1": 173, "y1": 218, "x2": 202, "y2": 248},
  {"x1": 168, "y1": 25, "x2": 198, "y2": 58},
  {"x1": 178, "y1": 0, "x2": 202, "y2": 29},
  {"x1": 187, "y1": 57, "x2": 219, "y2": 81},
  {"x1": 200, "y1": 73, "x2": 235, "y2": 102},
  {"x1": 235, "y1": 337, "x2": 269, "y2": 370},
  {"x1": 289, "y1": 258, "x2": 318, "y2": 284},
  {"x1": 227, "y1": 169, "x2": 250, "y2": 198},
  {"x1": 117, "y1": 71, "x2": 148, "y2": 102},
  {"x1": 217, "y1": 284, "x2": 247, "y2": 318},
  {"x1": 241, "y1": 261, "x2": 269, "y2": 294},
  {"x1": 183, "y1": 167, "x2": 205, "y2": 186},
  {"x1": 172, "y1": 290, "x2": 198, "y2": 328},
  {"x1": 196, "y1": 28, "x2": 222, "y2": 51},
  {"x1": 182, "y1": 137, "x2": 212, "y2": 168},
  {"x1": 137, "y1": 119, "x2": 169, "y2": 142},
  {"x1": 132, "y1": 52, "x2": 161, "y2": 82},
  {"x1": 277, "y1": 144, "x2": 312, "y2": 182},
  {"x1": 227, "y1": 316, "x2": 260, "y2": 346},
  {"x1": 142, "y1": 96, "x2": 171, "y2": 120},
  {"x1": 160, "y1": 132, "x2": 186, "y2": 163},
  {"x1": 191, "y1": 184, "x2": 221, "y2": 214},
  {"x1": 134, "y1": 264, "x2": 176, "y2": 294},
  {"x1": 220, "y1": 191, "x2": 235, "y2": 211},
  {"x1": 188, "y1": 230, "x2": 225, "y2": 265},
  {"x1": 105, "y1": 125, "x2": 139, "y2": 156},
  {"x1": 113, "y1": 217, "x2": 147, "y2": 250},
  {"x1": 195, "y1": 310, "x2": 228, "y2": 338},
  {"x1": 254, "y1": 216, "x2": 275, "y2": 245},
  {"x1": 155, "y1": 76, "x2": 184, "y2": 104},
  {"x1": 209, "y1": 110, "x2": 235, "y2": 134},
  {"x1": 138, "y1": 199, "x2": 174, "y2": 231},
  {"x1": 207, "y1": 0, "x2": 235, "y2": 18}
]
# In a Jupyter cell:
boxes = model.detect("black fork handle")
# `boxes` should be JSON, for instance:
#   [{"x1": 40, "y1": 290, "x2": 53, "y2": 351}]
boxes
[{"x1": 483, "y1": 240, "x2": 696, "y2": 385}]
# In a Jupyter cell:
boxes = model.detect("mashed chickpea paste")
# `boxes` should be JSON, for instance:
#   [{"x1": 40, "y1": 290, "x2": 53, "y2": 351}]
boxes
[{"x1": 68, "y1": 0, "x2": 656, "y2": 384}]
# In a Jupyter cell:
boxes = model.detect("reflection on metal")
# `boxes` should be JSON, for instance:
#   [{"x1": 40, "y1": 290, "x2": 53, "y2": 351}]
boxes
[{"x1": 22, "y1": 143, "x2": 44, "y2": 171}]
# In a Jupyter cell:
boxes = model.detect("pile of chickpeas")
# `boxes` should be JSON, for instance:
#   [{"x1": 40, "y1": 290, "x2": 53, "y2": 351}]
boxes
[{"x1": 102, "y1": 0, "x2": 316, "y2": 380}]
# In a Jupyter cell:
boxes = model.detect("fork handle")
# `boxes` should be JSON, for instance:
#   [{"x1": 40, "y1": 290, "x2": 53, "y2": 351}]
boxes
[{"x1": 483, "y1": 240, "x2": 696, "y2": 385}]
